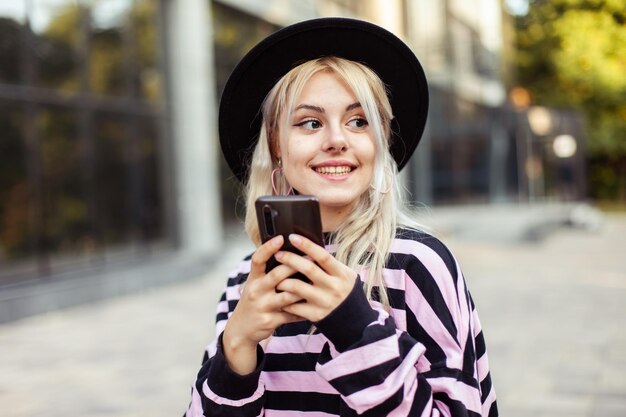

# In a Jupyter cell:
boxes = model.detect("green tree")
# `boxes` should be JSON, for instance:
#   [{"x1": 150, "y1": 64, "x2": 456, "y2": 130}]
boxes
[{"x1": 514, "y1": 0, "x2": 626, "y2": 201}]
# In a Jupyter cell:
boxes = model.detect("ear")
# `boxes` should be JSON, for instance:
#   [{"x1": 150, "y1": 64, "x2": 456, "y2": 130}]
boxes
[{"x1": 269, "y1": 129, "x2": 281, "y2": 159}]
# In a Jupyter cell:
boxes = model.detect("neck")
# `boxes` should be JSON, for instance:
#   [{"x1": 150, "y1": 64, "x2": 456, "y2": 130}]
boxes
[{"x1": 320, "y1": 205, "x2": 352, "y2": 232}]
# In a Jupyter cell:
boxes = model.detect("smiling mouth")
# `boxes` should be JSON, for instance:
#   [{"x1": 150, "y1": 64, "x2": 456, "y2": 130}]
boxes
[{"x1": 314, "y1": 166, "x2": 354, "y2": 175}]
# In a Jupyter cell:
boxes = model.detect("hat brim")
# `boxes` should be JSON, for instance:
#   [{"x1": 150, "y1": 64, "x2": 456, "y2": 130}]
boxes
[{"x1": 219, "y1": 17, "x2": 429, "y2": 183}]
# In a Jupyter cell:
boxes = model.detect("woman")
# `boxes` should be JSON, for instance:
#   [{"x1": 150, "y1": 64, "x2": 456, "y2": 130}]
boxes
[{"x1": 186, "y1": 17, "x2": 497, "y2": 417}]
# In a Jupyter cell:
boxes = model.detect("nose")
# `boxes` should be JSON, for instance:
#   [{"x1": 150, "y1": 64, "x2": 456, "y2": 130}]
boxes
[{"x1": 323, "y1": 124, "x2": 348, "y2": 153}]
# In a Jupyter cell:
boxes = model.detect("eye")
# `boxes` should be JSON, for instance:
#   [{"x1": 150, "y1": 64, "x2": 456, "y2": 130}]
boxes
[
  {"x1": 347, "y1": 117, "x2": 368, "y2": 129},
  {"x1": 294, "y1": 119, "x2": 322, "y2": 130}
]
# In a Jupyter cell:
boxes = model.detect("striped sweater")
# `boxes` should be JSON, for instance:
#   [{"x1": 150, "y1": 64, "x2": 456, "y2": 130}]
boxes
[{"x1": 186, "y1": 228, "x2": 498, "y2": 416}]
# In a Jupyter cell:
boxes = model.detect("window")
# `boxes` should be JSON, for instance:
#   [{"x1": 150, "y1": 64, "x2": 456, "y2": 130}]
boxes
[{"x1": 0, "y1": 0, "x2": 170, "y2": 284}]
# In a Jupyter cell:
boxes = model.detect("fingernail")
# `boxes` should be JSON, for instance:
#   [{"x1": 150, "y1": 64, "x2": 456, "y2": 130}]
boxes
[
  {"x1": 275, "y1": 251, "x2": 284, "y2": 260},
  {"x1": 289, "y1": 234, "x2": 302, "y2": 244},
  {"x1": 272, "y1": 235, "x2": 284, "y2": 247}
]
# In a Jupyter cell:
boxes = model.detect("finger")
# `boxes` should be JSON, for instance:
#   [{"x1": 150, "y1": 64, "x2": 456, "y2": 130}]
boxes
[
  {"x1": 267, "y1": 288, "x2": 304, "y2": 310},
  {"x1": 275, "y1": 249, "x2": 328, "y2": 286},
  {"x1": 276, "y1": 276, "x2": 320, "y2": 301},
  {"x1": 263, "y1": 263, "x2": 299, "y2": 288},
  {"x1": 249, "y1": 235, "x2": 284, "y2": 280},
  {"x1": 281, "y1": 301, "x2": 321, "y2": 323},
  {"x1": 288, "y1": 234, "x2": 341, "y2": 275}
]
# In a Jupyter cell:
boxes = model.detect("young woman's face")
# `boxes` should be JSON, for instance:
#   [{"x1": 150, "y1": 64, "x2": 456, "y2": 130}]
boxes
[{"x1": 277, "y1": 71, "x2": 376, "y2": 230}]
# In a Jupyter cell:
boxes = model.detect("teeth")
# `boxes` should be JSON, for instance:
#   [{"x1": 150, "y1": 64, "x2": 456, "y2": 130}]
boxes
[{"x1": 315, "y1": 166, "x2": 352, "y2": 175}]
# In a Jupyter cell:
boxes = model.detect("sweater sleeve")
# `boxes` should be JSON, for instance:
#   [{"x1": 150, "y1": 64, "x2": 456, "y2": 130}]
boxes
[
  {"x1": 184, "y1": 257, "x2": 267, "y2": 417},
  {"x1": 314, "y1": 233, "x2": 498, "y2": 417}
]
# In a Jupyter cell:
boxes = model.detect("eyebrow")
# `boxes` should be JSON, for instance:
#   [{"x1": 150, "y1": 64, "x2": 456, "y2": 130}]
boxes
[{"x1": 293, "y1": 102, "x2": 362, "y2": 113}]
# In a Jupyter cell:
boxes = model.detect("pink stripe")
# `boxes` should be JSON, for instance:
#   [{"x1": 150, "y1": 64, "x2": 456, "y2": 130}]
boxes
[
  {"x1": 264, "y1": 334, "x2": 327, "y2": 354},
  {"x1": 476, "y1": 354, "x2": 490, "y2": 381},
  {"x1": 343, "y1": 342, "x2": 424, "y2": 413},
  {"x1": 391, "y1": 238, "x2": 462, "y2": 324},
  {"x1": 360, "y1": 267, "x2": 406, "y2": 290},
  {"x1": 202, "y1": 379, "x2": 264, "y2": 407},
  {"x1": 367, "y1": 299, "x2": 407, "y2": 332},
  {"x1": 390, "y1": 306, "x2": 407, "y2": 331},
  {"x1": 405, "y1": 274, "x2": 463, "y2": 365},
  {"x1": 216, "y1": 300, "x2": 229, "y2": 313},
  {"x1": 383, "y1": 268, "x2": 407, "y2": 290},
  {"x1": 207, "y1": 339, "x2": 218, "y2": 357},
  {"x1": 262, "y1": 370, "x2": 336, "y2": 394},
  {"x1": 385, "y1": 370, "x2": 421, "y2": 417},
  {"x1": 432, "y1": 399, "x2": 450, "y2": 416},
  {"x1": 416, "y1": 349, "x2": 432, "y2": 374},
  {"x1": 266, "y1": 410, "x2": 336, "y2": 417},
  {"x1": 454, "y1": 264, "x2": 471, "y2": 345},
  {"x1": 228, "y1": 259, "x2": 251, "y2": 277},
  {"x1": 185, "y1": 383, "x2": 204, "y2": 416},
  {"x1": 428, "y1": 376, "x2": 481, "y2": 413},
  {"x1": 472, "y1": 308, "x2": 483, "y2": 335},
  {"x1": 225, "y1": 285, "x2": 242, "y2": 300},
  {"x1": 316, "y1": 334, "x2": 400, "y2": 381},
  {"x1": 215, "y1": 320, "x2": 226, "y2": 336}
]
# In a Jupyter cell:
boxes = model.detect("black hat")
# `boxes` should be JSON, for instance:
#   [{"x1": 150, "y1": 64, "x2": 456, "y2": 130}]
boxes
[{"x1": 219, "y1": 17, "x2": 429, "y2": 183}]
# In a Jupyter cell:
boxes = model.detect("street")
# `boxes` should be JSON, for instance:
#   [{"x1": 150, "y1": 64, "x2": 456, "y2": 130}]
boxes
[{"x1": 0, "y1": 211, "x2": 624, "y2": 416}]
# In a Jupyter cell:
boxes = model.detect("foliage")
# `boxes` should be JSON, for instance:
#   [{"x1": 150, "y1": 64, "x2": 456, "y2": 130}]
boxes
[{"x1": 514, "y1": 0, "x2": 626, "y2": 199}]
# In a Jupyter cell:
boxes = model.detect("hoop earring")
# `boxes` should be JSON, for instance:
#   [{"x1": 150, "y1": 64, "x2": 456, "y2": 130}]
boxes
[{"x1": 271, "y1": 160, "x2": 293, "y2": 196}]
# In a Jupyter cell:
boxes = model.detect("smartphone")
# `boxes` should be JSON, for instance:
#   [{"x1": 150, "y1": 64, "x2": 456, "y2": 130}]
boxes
[{"x1": 255, "y1": 195, "x2": 324, "y2": 278}]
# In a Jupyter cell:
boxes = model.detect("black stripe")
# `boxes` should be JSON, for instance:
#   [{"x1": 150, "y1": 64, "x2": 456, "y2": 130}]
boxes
[
  {"x1": 406, "y1": 306, "x2": 447, "y2": 366},
  {"x1": 433, "y1": 392, "x2": 481, "y2": 417},
  {"x1": 226, "y1": 272, "x2": 249, "y2": 287},
  {"x1": 216, "y1": 312, "x2": 228, "y2": 322},
  {"x1": 265, "y1": 391, "x2": 339, "y2": 414},
  {"x1": 264, "y1": 352, "x2": 318, "y2": 372},
  {"x1": 202, "y1": 397, "x2": 263, "y2": 416},
  {"x1": 357, "y1": 386, "x2": 404, "y2": 417},
  {"x1": 462, "y1": 331, "x2": 476, "y2": 377},
  {"x1": 396, "y1": 228, "x2": 458, "y2": 283},
  {"x1": 227, "y1": 299, "x2": 239, "y2": 312},
  {"x1": 480, "y1": 372, "x2": 493, "y2": 403},
  {"x1": 388, "y1": 252, "x2": 459, "y2": 343},
  {"x1": 434, "y1": 368, "x2": 480, "y2": 390},
  {"x1": 370, "y1": 286, "x2": 406, "y2": 310},
  {"x1": 422, "y1": 367, "x2": 480, "y2": 390},
  {"x1": 329, "y1": 357, "x2": 397, "y2": 395},
  {"x1": 408, "y1": 376, "x2": 434, "y2": 415},
  {"x1": 274, "y1": 320, "x2": 315, "y2": 337},
  {"x1": 475, "y1": 330, "x2": 487, "y2": 359},
  {"x1": 488, "y1": 399, "x2": 499, "y2": 417}
]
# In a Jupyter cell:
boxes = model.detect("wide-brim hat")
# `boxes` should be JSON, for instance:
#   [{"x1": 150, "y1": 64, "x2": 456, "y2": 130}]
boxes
[{"x1": 219, "y1": 17, "x2": 429, "y2": 183}]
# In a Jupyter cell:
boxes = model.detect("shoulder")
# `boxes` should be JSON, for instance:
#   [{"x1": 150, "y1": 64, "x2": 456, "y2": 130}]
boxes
[{"x1": 391, "y1": 227, "x2": 459, "y2": 283}]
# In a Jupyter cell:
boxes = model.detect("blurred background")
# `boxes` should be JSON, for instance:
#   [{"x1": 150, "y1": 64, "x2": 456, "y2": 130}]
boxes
[{"x1": 0, "y1": 0, "x2": 624, "y2": 416}]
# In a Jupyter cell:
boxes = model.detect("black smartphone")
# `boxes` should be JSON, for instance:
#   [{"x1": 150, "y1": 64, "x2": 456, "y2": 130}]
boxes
[{"x1": 255, "y1": 195, "x2": 324, "y2": 278}]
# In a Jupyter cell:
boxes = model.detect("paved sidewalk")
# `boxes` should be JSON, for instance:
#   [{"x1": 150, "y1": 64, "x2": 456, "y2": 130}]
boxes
[{"x1": 0, "y1": 206, "x2": 624, "y2": 416}]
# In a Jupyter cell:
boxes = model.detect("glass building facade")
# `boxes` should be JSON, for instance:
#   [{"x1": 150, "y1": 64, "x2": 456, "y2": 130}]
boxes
[{"x1": 0, "y1": 1, "x2": 170, "y2": 286}]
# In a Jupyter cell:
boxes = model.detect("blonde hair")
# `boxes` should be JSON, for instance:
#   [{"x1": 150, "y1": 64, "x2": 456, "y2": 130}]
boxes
[{"x1": 244, "y1": 56, "x2": 424, "y2": 308}]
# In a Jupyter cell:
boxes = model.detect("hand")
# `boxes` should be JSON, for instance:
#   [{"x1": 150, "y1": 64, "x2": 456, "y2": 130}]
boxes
[
  {"x1": 223, "y1": 235, "x2": 304, "y2": 374},
  {"x1": 275, "y1": 234, "x2": 358, "y2": 323}
]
